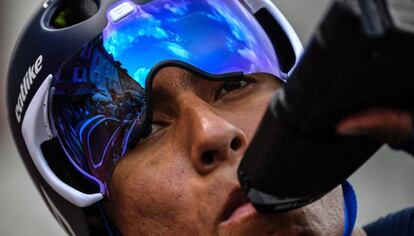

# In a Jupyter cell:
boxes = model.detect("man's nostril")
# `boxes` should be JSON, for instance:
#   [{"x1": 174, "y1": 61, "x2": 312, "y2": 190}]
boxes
[
  {"x1": 199, "y1": 137, "x2": 243, "y2": 166},
  {"x1": 201, "y1": 150, "x2": 217, "y2": 165},
  {"x1": 230, "y1": 137, "x2": 242, "y2": 151}
]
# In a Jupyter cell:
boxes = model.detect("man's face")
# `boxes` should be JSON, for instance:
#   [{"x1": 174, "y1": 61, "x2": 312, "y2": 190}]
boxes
[{"x1": 107, "y1": 67, "x2": 345, "y2": 235}]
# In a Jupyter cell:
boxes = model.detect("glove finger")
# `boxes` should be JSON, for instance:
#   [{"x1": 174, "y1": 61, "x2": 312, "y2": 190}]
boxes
[{"x1": 336, "y1": 108, "x2": 412, "y2": 146}]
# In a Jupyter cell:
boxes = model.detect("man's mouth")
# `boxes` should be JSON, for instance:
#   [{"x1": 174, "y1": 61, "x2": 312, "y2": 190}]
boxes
[{"x1": 219, "y1": 188, "x2": 258, "y2": 225}]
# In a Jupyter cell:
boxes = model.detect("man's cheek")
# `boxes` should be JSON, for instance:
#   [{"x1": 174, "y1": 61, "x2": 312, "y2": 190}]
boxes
[
  {"x1": 235, "y1": 96, "x2": 273, "y2": 143},
  {"x1": 109, "y1": 171, "x2": 181, "y2": 232}
]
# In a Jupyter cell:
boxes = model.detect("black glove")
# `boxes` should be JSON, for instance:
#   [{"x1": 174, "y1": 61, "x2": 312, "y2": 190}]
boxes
[{"x1": 239, "y1": 0, "x2": 414, "y2": 212}]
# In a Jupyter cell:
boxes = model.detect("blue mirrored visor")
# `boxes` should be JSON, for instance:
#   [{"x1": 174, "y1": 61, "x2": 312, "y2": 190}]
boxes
[
  {"x1": 50, "y1": 0, "x2": 282, "y2": 196},
  {"x1": 103, "y1": 0, "x2": 281, "y2": 88}
]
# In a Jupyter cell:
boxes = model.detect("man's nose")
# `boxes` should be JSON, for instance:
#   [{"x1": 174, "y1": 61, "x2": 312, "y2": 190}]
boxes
[{"x1": 177, "y1": 93, "x2": 248, "y2": 175}]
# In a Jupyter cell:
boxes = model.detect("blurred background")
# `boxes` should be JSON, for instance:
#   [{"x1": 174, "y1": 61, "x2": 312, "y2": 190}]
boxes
[{"x1": 1, "y1": 0, "x2": 413, "y2": 235}]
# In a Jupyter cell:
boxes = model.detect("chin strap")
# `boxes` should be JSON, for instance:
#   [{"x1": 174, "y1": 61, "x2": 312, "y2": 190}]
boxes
[{"x1": 343, "y1": 181, "x2": 358, "y2": 236}]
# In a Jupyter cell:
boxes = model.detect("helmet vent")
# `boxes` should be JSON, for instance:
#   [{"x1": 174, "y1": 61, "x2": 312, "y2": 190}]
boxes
[
  {"x1": 254, "y1": 8, "x2": 296, "y2": 75},
  {"x1": 49, "y1": 0, "x2": 99, "y2": 29}
]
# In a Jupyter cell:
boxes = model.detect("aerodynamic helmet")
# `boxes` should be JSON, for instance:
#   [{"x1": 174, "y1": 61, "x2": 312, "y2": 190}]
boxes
[{"x1": 7, "y1": 0, "x2": 302, "y2": 234}]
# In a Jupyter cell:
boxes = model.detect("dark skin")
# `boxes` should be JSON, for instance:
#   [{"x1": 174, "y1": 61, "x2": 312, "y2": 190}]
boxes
[
  {"x1": 107, "y1": 67, "x2": 345, "y2": 235},
  {"x1": 106, "y1": 67, "x2": 412, "y2": 235}
]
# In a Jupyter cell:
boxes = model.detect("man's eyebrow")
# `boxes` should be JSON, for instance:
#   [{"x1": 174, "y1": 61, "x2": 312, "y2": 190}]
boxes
[
  {"x1": 151, "y1": 86, "x2": 174, "y2": 106},
  {"x1": 150, "y1": 71, "x2": 198, "y2": 105}
]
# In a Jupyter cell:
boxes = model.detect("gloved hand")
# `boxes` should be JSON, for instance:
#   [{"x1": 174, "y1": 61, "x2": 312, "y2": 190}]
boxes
[{"x1": 337, "y1": 108, "x2": 414, "y2": 154}]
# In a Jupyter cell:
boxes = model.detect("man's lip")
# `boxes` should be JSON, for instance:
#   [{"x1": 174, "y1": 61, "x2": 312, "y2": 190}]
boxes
[
  {"x1": 219, "y1": 188, "x2": 257, "y2": 225},
  {"x1": 220, "y1": 202, "x2": 257, "y2": 226}
]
